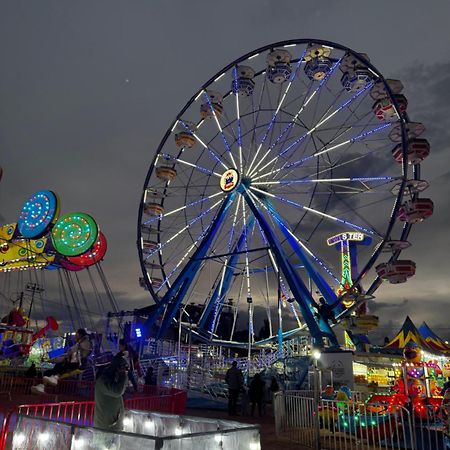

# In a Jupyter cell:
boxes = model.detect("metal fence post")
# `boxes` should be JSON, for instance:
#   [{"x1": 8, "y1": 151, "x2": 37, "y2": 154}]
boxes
[{"x1": 313, "y1": 361, "x2": 320, "y2": 450}]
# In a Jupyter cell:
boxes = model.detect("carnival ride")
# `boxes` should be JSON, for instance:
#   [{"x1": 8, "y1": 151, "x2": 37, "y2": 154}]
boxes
[
  {"x1": 0, "y1": 190, "x2": 120, "y2": 364},
  {"x1": 137, "y1": 39, "x2": 433, "y2": 349},
  {"x1": 366, "y1": 319, "x2": 449, "y2": 419},
  {"x1": 314, "y1": 321, "x2": 450, "y2": 445}
]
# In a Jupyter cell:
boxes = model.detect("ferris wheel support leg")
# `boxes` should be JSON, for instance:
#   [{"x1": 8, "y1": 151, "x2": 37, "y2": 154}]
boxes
[
  {"x1": 241, "y1": 189, "x2": 337, "y2": 349},
  {"x1": 198, "y1": 217, "x2": 254, "y2": 334},
  {"x1": 265, "y1": 202, "x2": 339, "y2": 307},
  {"x1": 143, "y1": 193, "x2": 235, "y2": 339}
]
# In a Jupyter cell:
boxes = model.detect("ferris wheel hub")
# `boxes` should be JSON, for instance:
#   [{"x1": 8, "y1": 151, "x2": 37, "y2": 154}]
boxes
[{"x1": 219, "y1": 168, "x2": 240, "y2": 192}]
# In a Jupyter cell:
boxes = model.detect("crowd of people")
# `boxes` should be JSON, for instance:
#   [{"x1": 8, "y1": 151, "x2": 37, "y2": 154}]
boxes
[
  {"x1": 27, "y1": 327, "x2": 157, "y2": 431},
  {"x1": 225, "y1": 360, "x2": 280, "y2": 417},
  {"x1": 27, "y1": 328, "x2": 286, "y2": 430}
]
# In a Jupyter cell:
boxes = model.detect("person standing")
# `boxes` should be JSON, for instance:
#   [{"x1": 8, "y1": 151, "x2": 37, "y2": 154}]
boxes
[
  {"x1": 316, "y1": 297, "x2": 337, "y2": 325},
  {"x1": 118, "y1": 339, "x2": 142, "y2": 392},
  {"x1": 144, "y1": 367, "x2": 155, "y2": 386},
  {"x1": 225, "y1": 361, "x2": 243, "y2": 416},
  {"x1": 249, "y1": 373, "x2": 266, "y2": 417},
  {"x1": 94, "y1": 354, "x2": 128, "y2": 431}
]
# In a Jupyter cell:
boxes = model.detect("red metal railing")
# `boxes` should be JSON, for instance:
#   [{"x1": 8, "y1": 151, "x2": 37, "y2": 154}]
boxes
[
  {"x1": 0, "y1": 375, "x2": 95, "y2": 400},
  {"x1": 0, "y1": 387, "x2": 186, "y2": 449}
]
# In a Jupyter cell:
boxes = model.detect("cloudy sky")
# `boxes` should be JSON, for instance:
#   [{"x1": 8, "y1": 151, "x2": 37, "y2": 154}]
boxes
[{"x1": 1, "y1": 1, "x2": 449, "y2": 342}]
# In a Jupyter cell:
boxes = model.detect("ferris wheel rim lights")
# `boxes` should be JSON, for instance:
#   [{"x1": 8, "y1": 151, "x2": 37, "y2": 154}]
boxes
[
  {"x1": 17, "y1": 190, "x2": 60, "y2": 238},
  {"x1": 136, "y1": 39, "x2": 430, "y2": 344},
  {"x1": 51, "y1": 212, "x2": 99, "y2": 257}
]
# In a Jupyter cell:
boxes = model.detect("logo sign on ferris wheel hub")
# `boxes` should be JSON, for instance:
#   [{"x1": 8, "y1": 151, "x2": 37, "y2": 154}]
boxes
[{"x1": 220, "y1": 169, "x2": 239, "y2": 192}]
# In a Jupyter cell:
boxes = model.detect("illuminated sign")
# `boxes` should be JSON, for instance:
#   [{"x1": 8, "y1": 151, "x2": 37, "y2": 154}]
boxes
[
  {"x1": 220, "y1": 169, "x2": 239, "y2": 192},
  {"x1": 327, "y1": 232, "x2": 365, "y2": 246},
  {"x1": 327, "y1": 232, "x2": 367, "y2": 307}
]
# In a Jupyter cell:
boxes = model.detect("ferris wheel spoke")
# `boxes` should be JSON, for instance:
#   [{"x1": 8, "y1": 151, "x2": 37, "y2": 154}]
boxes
[
  {"x1": 143, "y1": 191, "x2": 224, "y2": 227},
  {"x1": 227, "y1": 195, "x2": 242, "y2": 251},
  {"x1": 202, "y1": 92, "x2": 237, "y2": 168},
  {"x1": 178, "y1": 120, "x2": 231, "y2": 170},
  {"x1": 274, "y1": 108, "x2": 377, "y2": 184},
  {"x1": 253, "y1": 176, "x2": 397, "y2": 187},
  {"x1": 159, "y1": 153, "x2": 222, "y2": 177},
  {"x1": 265, "y1": 82, "x2": 337, "y2": 178},
  {"x1": 246, "y1": 48, "x2": 308, "y2": 176},
  {"x1": 249, "y1": 75, "x2": 268, "y2": 155},
  {"x1": 250, "y1": 190, "x2": 340, "y2": 286},
  {"x1": 248, "y1": 58, "x2": 342, "y2": 178},
  {"x1": 232, "y1": 67, "x2": 244, "y2": 173},
  {"x1": 250, "y1": 79, "x2": 374, "y2": 178},
  {"x1": 249, "y1": 186, "x2": 380, "y2": 237},
  {"x1": 253, "y1": 121, "x2": 392, "y2": 182},
  {"x1": 143, "y1": 198, "x2": 224, "y2": 261}
]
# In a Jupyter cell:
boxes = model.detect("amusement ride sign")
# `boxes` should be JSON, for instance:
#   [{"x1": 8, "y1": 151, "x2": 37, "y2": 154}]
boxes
[{"x1": 220, "y1": 169, "x2": 239, "y2": 192}]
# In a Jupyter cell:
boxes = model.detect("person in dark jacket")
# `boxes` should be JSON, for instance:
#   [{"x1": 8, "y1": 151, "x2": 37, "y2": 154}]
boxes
[
  {"x1": 316, "y1": 297, "x2": 337, "y2": 324},
  {"x1": 25, "y1": 362, "x2": 38, "y2": 378},
  {"x1": 94, "y1": 354, "x2": 128, "y2": 431},
  {"x1": 118, "y1": 339, "x2": 141, "y2": 392},
  {"x1": 270, "y1": 376, "x2": 279, "y2": 394},
  {"x1": 249, "y1": 373, "x2": 266, "y2": 417},
  {"x1": 225, "y1": 361, "x2": 244, "y2": 416},
  {"x1": 144, "y1": 367, "x2": 155, "y2": 385}
]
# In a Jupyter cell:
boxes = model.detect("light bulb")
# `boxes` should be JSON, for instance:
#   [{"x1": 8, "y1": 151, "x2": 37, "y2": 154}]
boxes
[
  {"x1": 73, "y1": 437, "x2": 85, "y2": 449},
  {"x1": 13, "y1": 433, "x2": 26, "y2": 445},
  {"x1": 38, "y1": 432, "x2": 49, "y2": 442}
]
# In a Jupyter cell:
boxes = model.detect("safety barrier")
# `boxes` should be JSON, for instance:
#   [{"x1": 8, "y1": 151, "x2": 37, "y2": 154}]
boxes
[
  {"x1": 0, "y1": 374, "x2": 182, "y2": 403},
  {"x1": 0, "y1": 374, "x2": 95, "y2": 401},
  {"x1": 0, "y1": 387, "x2": 187, "y2": 449},
  {"x1": 274, "y1": 391, "x2": 448, "y2": 450}
]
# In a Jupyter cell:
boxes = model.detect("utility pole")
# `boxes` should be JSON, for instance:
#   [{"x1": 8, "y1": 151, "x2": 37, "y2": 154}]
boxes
[
  {"x1": 25, "y1": 282, "x2": 44, "y2": 325},
  {"x1": 18, "y1": 291, "x2": 24, "y2": 310}
]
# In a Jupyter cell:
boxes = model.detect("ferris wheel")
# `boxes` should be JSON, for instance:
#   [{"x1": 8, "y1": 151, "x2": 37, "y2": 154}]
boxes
[{"x1": 137, "y1": 39, "x2": 433, "y2": 349}]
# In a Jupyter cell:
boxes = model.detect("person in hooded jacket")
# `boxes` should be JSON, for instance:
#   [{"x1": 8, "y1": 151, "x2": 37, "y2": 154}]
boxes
[
  {"x1": 249, "y1": 373, "x2": 266, "y2": 417},
  {"x1": 94, "y1": 354, "x2": 128, "y2": 431}
]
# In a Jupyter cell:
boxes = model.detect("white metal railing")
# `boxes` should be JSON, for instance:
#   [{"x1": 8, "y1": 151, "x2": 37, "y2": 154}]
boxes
[
  {"x1": 285, "y1": 389, "x2": 368, "y2": 403},
  {"x1": 274, "y1": 391, "x2": 448, "y2": 450}
]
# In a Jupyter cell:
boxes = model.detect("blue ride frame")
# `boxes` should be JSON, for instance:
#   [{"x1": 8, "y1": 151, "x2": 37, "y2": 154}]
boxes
[
  {"x1": 144, "y1": 187, "x2": 339, "y2": 348},
  {"x1": 241, "y1": 188, "x2": 338, "y2": 348},
  {"x1": 143, "y1": 193, "x2": 235, "y2": 338},
  {"x1": 198, "y1": 216, "x2": 254, "y2": 335},
  {"x1": 264, "y1": 202, "x2": 339, "y2": 307}
]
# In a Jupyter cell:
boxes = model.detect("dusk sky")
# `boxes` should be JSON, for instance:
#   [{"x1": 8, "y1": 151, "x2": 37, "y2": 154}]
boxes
[{"x1": 1, "y1": 1, "x2": 449, "y2": 342}]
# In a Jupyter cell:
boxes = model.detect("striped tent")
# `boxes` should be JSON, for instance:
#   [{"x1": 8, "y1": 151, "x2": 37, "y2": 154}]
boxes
[{"x1": 418, "y1": 322, "x2": 450, "y2": 355}]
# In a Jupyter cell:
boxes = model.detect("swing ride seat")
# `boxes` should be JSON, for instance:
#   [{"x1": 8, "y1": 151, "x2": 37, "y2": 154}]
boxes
[
  {"x1": 58, "y1": 354, "x2": 97, "y2": 382},
  {"x1": 58, "y1": 369, "x2": 84, "y2": 380}
]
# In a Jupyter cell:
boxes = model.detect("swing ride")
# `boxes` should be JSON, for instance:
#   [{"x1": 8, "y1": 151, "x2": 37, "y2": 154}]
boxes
[{"x1": 0, "y1": 190, "x2": 120, "y2": 363}]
